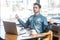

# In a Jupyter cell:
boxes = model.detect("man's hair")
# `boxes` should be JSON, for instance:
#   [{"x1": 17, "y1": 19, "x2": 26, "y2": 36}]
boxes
[{"x1": 34, "y1": 3, "x2": 41, "y2": 8}]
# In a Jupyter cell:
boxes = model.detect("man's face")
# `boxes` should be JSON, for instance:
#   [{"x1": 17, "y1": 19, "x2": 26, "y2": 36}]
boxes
[{"x1": 33, "y1": 5, "x2": 40, "y2": 14}]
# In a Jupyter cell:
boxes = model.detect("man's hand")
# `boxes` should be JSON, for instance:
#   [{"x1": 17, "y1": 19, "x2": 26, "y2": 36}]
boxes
[
  {"x1": 50, "y1": 19, "x2": 54, "y2": 24},
  {"x1": 15, "y1": 14, "x2": 19, "y2": 19}
]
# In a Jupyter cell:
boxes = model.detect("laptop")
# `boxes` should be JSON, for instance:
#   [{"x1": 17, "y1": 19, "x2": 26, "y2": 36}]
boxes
[{"x1": 3, "y1": 21, "x2": 26, "y2": 35}]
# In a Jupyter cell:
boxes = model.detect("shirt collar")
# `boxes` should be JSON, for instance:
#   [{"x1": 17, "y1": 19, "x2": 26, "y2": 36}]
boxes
[{"x1": 34, "y1": 12, "x2": 40, "y2": 16}]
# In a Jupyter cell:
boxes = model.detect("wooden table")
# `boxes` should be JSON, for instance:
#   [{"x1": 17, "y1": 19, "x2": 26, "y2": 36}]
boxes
[
  {"x1": 1, "y1": 30, "x2": 52, "y2": 40},
  {"x1": 0, "y1": 25, "x2": 53, "y2": 40}
]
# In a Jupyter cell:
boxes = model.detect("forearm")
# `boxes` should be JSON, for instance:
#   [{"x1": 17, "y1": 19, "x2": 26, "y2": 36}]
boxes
[{"x1": 18, "y1": 19, "x2": 27, "y2": 28}]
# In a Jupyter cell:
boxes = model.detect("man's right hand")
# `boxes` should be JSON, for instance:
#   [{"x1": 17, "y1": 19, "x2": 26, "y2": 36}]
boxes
[{"x1": 15, "y1": 14, "x2": 19, "y2": 19}]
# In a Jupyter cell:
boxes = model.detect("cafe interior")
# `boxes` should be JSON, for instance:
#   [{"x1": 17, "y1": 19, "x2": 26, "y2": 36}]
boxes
[{"x1": 0, "y1": 0, "x2": 60, "y2": 40}]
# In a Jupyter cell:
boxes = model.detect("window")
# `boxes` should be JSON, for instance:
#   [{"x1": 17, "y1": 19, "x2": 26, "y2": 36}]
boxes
[
  {"x1": 40, "y1": 0, "x2": 60, "y2": 21},
  {"x1": 1, "y1": 0, "x2": 36, "y2": 23}
]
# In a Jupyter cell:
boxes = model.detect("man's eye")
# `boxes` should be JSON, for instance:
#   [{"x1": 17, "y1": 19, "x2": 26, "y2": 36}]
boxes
[
  {"x1": 33, "y1": 7, "x2": 37, "y2": 8},
  {"x1": 35, "y1": 7, "x2": 37, "y2": 8}
]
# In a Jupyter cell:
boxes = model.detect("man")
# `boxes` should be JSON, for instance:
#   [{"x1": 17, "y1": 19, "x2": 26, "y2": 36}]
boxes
[
  {"x1": 16, "y1": 3, "x2": 48, "y2": 33},
  {"x1": 16, "y1": 3, "x2": 49, "y2": 40}
]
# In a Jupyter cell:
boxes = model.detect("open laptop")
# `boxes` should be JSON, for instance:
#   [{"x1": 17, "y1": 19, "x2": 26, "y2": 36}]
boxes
[{"x1": 3, "y1": 21, "x2": 26, "y2": 35}]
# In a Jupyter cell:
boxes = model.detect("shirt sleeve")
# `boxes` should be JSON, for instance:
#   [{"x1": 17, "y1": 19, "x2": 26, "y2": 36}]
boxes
[
  {"x1": 43, "y1": 17, "x2": 48, "y2": 26},
  {"x1": 43, "y1": 17, "x2": 49, "y2": 31},
  {"x1": 18, "y1": 18, "x2": 29, "y2": 28},
  {"x1": 43, "y1": 17, "x2": 53, "y2": 31}
]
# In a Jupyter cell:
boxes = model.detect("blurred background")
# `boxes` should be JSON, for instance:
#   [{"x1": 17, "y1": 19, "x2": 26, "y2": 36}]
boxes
[{"x1": 0, "y1": 0, "x2": 60, "y2": 39}]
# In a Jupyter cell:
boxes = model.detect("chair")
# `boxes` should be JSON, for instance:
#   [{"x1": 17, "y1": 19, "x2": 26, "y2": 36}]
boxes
[{"x1": 38, "y1": 30, "x2": 53, "y2": 40}]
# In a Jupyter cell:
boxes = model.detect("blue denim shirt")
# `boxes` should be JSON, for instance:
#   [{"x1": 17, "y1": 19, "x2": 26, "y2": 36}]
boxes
[{"x1": 18, "y1": 14, "x2": 49, "y2": 33}]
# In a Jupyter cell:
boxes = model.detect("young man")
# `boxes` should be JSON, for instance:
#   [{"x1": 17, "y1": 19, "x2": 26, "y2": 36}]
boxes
[{"x1": 16, "y1": 3, "x2": 48, "y2": 34}]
